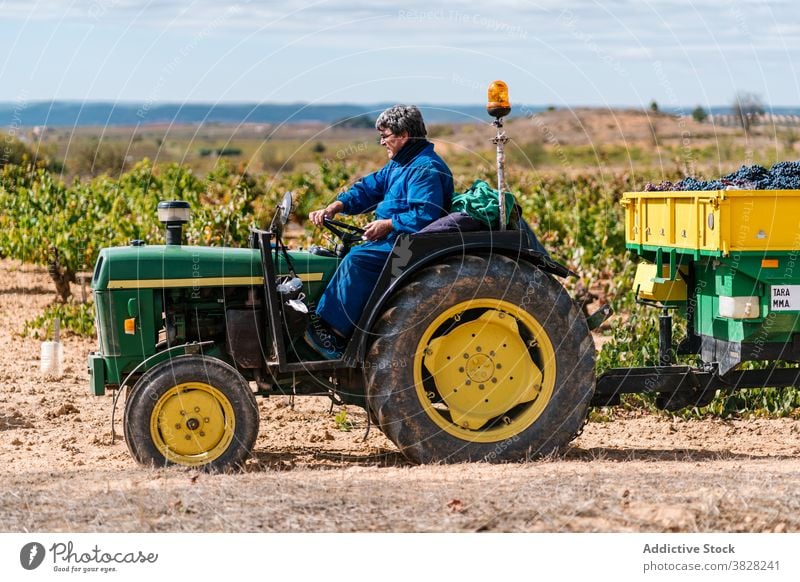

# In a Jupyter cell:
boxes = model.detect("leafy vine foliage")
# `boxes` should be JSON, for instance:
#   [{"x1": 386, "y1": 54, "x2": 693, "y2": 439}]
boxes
[{"x1": 0, "y1": 158, "x2": 278, "y2": 301}]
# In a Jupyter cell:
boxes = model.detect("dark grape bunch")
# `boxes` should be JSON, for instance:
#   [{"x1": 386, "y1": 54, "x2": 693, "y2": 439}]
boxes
[{"x1": 645, "y1": 161, "x2": 800, "y2": 191}]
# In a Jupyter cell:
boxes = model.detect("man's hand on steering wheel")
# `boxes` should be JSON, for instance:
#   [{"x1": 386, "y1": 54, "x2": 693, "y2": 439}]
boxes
[
  {"x1": 310, "y1": 200, "x2": 392, "y2": 243},
  {"x1": 309, "y1": 200, "x2": 344, "y2": 227}
]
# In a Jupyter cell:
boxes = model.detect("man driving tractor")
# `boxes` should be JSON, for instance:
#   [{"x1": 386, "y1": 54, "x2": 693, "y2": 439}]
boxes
[{"x1": 306, "y1": 104, "x2": 454, "y2": 358}]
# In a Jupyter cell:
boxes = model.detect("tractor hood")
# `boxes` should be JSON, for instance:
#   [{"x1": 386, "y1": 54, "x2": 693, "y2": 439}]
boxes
[
  {"x1": 91, "y1": 245, "x2": 263, "y2": 291},
  {"x1": 91, "y1": 244, "x2": 338, "y2": 291}
]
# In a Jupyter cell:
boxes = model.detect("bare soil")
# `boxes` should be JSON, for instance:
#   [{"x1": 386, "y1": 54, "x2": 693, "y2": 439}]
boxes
[{"x1": 1, "y1": 259, "x2": 799, "y2": 532}]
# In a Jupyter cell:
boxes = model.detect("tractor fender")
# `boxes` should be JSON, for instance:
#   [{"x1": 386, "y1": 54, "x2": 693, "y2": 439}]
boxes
[{"x1": 345, "y1": 230, "x2": 573, "y2": 365}]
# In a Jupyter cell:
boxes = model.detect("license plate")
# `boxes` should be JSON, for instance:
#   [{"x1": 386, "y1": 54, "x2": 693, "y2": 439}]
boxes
[{"x1": 770, "y1": 285, "x2": 800, "y2": 311}]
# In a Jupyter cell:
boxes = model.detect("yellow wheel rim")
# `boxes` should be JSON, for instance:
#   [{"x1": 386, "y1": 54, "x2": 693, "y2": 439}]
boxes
[
  {"x1": 150, "y1": 382, "x2": 236, "y2": 466},
  {"x1": 414, "y1": 299, "x2": 556, "y2": 443}
]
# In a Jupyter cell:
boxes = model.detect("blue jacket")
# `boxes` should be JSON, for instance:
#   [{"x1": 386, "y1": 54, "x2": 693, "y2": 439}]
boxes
[{"x1": 336, "y1": 141, "x2": 453, "y2": 234}]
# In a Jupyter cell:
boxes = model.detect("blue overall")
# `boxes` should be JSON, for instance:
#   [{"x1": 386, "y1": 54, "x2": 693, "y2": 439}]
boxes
[{"x1": 316, "y1": 141, "x2": 453, "y2": 337}]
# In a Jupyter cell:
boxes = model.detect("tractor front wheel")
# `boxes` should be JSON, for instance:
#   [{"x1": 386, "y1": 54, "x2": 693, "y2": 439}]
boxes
[
  {"x1": 365, "y1": 254, "x2": 595, "y2": 464},
  {"x1": 123, "y1": 355, "x2": 259, "y2": 471}
]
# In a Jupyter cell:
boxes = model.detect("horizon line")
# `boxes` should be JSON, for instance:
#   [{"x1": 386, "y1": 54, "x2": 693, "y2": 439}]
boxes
[{"x1": 0, "y1": 99, "x2": 789, "y2": 109}]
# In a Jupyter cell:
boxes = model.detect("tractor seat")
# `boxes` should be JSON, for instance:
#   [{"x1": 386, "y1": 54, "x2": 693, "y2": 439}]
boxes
[
  {"x1": 417, "y1": 211, "x2": 485, "y2": 234},
  {"x1": 417, "y1": 207, "x2": 550, "y2": 259}
]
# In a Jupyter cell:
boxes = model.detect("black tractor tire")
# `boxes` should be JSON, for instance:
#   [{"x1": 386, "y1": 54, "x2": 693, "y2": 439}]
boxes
[
  {"x1": 123, "y1": 355, "x2": 259, "y2": 472},
  {"x1": 365, "y1": 254, "x2": 595, "y2": 464}
]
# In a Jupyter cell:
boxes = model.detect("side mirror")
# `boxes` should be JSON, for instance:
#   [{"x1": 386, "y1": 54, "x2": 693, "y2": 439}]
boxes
[
  {"x1": 270, "y1": 191, "x2": 294, "y2": 235},
  {"x1": 278, "y1": 191, "x2": 293, "y2": 225}
]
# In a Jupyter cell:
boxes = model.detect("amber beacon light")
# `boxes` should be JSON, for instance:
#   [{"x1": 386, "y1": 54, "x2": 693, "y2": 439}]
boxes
[
  {"x1": 487, "y1": 81, "x2": 511, "y2": 230},
  {"x1": 487, "y1": 80, "x2": 511, "y2": 118}
]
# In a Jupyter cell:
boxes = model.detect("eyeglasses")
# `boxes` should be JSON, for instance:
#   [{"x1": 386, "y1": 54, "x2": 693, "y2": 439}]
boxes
[{"x1": 377, "y1": 131, "x2": 395, "y2": 143}]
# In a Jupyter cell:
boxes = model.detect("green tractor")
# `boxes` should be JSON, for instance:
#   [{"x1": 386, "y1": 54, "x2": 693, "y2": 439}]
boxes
[{"x1": 88, "y1": 188, "x2": 597, "y2": 470}]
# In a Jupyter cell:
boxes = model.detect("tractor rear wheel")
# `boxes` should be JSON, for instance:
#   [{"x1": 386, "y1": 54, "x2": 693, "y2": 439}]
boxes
[
  {"x1": 365, "y1": 254, "x2": 595, "y2": 464},
  {"x1": 124, "y1": 355, "x2": 259, "y2": 472}
]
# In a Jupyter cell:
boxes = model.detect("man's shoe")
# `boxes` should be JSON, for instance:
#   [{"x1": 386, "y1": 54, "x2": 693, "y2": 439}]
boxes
[{"x1": 304, "y1": 321, "x2": 346, "y2": 360}]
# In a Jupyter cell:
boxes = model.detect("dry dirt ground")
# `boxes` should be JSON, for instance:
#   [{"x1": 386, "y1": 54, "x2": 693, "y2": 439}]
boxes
[{"x1": 1, "y1": 259, "x2": 799, "y2": 532}]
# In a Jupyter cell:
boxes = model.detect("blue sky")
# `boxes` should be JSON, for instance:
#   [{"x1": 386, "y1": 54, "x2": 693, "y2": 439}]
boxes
[{"x1": 1, "y1": 0, "x2": 798, "y2": 109}]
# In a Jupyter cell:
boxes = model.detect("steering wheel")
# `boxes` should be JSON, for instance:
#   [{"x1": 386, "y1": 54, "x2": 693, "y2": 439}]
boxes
[{"x1": 322, "y1": 217, "x2": 365, "y2": 245}]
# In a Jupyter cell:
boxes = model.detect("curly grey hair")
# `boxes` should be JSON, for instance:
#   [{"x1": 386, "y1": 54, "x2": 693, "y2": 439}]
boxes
[{"x1": 375, "y1": 105, "x2": 427, "y2": 139}]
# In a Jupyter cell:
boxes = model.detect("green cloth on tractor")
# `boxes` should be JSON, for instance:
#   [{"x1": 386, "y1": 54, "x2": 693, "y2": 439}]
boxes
[{"x1": 451, "y1": 180, "x2": 516, "y2": 228}]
